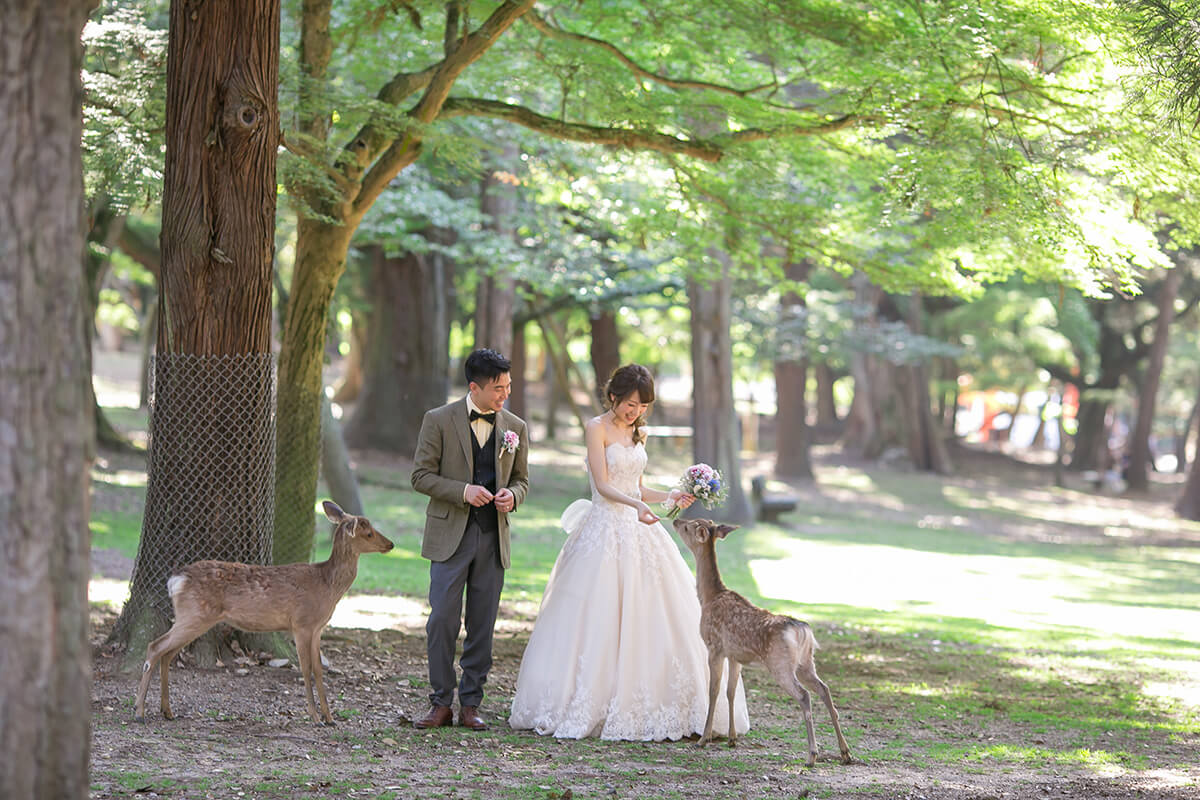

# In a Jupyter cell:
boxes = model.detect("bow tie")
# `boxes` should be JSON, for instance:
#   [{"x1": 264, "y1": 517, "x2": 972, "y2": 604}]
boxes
[{"x1": 470, "y1": 410, "x2": 496, "y2": 424}]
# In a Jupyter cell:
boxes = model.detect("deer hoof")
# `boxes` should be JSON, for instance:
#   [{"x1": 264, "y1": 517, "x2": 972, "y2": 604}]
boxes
[{"x1": 727, "y1": 738, "x2": 737, "y2": 749}]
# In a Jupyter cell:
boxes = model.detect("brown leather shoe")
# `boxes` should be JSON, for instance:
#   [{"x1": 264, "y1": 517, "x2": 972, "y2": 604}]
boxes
[
  {"x1": 458, "y1": 705, "x2": 487, "y2": 731},
  {"x1": 413, "y1": 705, "x2": 453, "y2": 729}
]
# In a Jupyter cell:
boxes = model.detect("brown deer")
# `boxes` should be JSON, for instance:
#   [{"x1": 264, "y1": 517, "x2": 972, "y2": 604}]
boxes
[
  {"x1": 673, "y1": 517, "x2": 852, "y2": 767},
  {"x1": 134, "y1": 501, "x2": 394, "y2": 725}
]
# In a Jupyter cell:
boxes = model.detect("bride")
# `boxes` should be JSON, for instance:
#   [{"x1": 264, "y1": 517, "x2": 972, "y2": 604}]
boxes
[{"x1": 509, "y1": 364, "x2": 749, "y2": 740}]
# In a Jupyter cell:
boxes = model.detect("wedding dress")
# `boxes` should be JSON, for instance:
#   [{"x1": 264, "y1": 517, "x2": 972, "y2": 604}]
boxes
[{"x1": 509, "y1": 442, "x2": 750, "y2": 740}]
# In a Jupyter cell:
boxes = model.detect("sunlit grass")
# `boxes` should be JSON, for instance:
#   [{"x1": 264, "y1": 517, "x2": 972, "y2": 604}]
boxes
[{"x1": 87, "y1": 408, "x2": 1200, "y2": 778}]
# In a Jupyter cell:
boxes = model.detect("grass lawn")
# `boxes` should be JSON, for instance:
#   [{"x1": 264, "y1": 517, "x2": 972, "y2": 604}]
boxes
[{"x1": 87, "y1": 407, "x2": 1200, "y2": 799}]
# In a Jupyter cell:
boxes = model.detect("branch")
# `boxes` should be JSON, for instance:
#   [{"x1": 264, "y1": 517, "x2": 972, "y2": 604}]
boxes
[
  {"x1": 524, "y1": 10, "x2": 776, "y2": 98},
  {"x1": 351, "y1": 0, "x2": 535, "y2": 219},
  {"x1": 439, "y1": 97, "x2": 857, "y2": 162}
]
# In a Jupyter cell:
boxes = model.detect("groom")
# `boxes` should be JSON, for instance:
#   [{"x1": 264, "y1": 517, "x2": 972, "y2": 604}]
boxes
[{"x1": 410, "y1": 348, "x2": 529, "y2": 731}]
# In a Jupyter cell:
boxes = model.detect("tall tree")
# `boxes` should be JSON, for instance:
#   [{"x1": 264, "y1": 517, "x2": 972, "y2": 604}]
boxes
[
  {"x1": 774, "y1": 261, "x2": 814, "y2": 479},
  {"x1": 275, "y1": 0, "x2": 1153, "y2": 556},
  {"x1": 689, "y1": 262, "x2": 753, "y2": 523},
  {"x1": 340, "y1": 243, "x2": 454, "y2": 463},
  {"x1": 1127, "y1": 267, "x2": 1182, "y2": 489},
  {"x1": 112, "y1": 0, "x2": 281, "y2": 660},
  {"x1": 0, "y1": 1, "x2": 95, "y2": 796}
]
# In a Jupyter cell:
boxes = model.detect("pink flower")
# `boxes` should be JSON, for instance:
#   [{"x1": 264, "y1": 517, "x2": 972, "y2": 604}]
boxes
[{"x1": 502, "y1": 430, "x2": 520, "y2": 455}]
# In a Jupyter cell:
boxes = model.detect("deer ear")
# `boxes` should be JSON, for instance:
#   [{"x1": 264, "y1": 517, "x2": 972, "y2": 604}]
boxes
[
  {"x1": 714, "y1": 524, "x2": 739, "y2": 539},
  {"x1": 322, "y1": 501, "x2": 345, "y2": 523}
]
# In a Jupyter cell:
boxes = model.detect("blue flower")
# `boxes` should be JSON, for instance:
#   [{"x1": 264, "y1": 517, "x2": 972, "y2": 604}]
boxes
[{"x1": 709, "y1": 479, "x2": 720, "y2": 491}]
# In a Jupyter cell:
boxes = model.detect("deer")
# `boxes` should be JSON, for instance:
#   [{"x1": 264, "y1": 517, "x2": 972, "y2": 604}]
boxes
[
  {"x1": 672, "y1": 517, "x2": 852, "y2": 768},
  {"x1": 134, "y1": 501, "x2": 394, "y2": 725}
]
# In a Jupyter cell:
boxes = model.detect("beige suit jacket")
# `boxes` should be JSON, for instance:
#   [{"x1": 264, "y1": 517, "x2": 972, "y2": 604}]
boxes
[{"x1": 410, "y1": 398, "x2": 529, "y2": 569}]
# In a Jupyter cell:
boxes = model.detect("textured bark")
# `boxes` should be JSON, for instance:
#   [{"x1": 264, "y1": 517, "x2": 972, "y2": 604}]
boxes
[
  {"x1": 1127, "y1": 268, "x2": 1181, "y2": 491},
  {"x1": 0, "y1": 1, "x2": 95, "y2": 796},
  {"x1": 688, "y1": 268, "x2": 753, "y2": 523},
  {"x1": 114, "y1": 0, "x2": 281, "y2": 664},
  {"x1": 343, "y1": 245, "x2": 453, "y2": 454},
  {"x1": 774, "y1": 261, "x2": 813, "y2": 480},
  {"x1": 589, "y1": 310, "x2": 621, "y2": 402},
  {"x1": 276, "y1": 220, "x2": 353, "y2": 564}
]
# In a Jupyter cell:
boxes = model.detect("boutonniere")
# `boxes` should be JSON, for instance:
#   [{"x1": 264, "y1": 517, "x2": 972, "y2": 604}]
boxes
[{"x1": 501, "y1": 430, "x2": 520, "y2": 455}]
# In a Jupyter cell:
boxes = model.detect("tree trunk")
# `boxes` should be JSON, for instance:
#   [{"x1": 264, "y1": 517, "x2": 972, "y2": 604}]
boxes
[
  {"x1": 1072, "y1": 388, "x2": 1116, "y2": 471},
  {"x1": 474, "y1": 146, "x2": 518, "y2": 357},
  {"x1": 113, "y1": 0, "x2": 281, "y2": 667},
  {"x1": 688, "y1": 268, "x2": 753, "y2": 523},
  {"x1": 0, "y1": 1, "x2": 94, "y2": 795},
  {"x1": 814, "y1": 362, "x2": 839, "y2": 427},
  {"x1": 1176, "y1": 374, "x2": 1200, "y2": 474},
  {"x1": 774, "y1": 261, "x2": 813, "y2": 480},
  {"x1": 276, "y1": 220, "x2": 354, "y2": 564},
  {"x1": 897, "y1": 293, "x2": 952, "y2": 473},
  {"x1": 1127, "y1": 268, "x2": 1181, "y2": 491},
  {"x1": 510, "y1": 320, "x2": 528, "y2": 419},
  {"x1": 589, "y1": 309, "x2": 621, "y2": 402},
  {"x1": 343, "y1": 245, "x2": 453, "y2": 454},
  {"x1": 85, "y1": 200, "x2": 139, "y2": 452}
]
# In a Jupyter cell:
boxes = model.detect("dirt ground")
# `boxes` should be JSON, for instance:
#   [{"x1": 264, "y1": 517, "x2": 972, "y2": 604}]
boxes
[
  {"x1": 86, "y1": 426, "x2": 1200, "y2": 800},
  {"x1": 87, "y1": 548, "x2": 1199, "y2": 799}
]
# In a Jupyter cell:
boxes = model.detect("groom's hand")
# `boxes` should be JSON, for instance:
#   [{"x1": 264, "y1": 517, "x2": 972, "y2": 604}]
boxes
[
  {"x1": 465, "y1": 485, "x2": 495, "y2": 507},
  {"x1": 494, "y1": 488, "x2": 515, "y2": 513}
]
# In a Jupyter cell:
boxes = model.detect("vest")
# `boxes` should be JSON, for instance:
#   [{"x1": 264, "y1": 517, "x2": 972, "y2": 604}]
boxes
[{"x1": 469, "y1": 425, "x2": 499, "y2": 532}]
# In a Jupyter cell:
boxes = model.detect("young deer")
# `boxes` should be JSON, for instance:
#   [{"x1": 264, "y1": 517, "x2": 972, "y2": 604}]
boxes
[
  {"x1": 673, "y1": 517, "x2": 852, "y2": 767},
  {"x1": 134, "y1": 501, "x2": 393, "y2": 725}
]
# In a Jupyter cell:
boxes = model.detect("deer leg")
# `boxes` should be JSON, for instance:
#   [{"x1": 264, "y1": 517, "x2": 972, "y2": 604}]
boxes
[
  {"x1": 293, "y1": 629, "x2": 322, "y2": 724},
  {"x1": 771, "y1": 660, "x2": 817, "y2": 767},
  {"x1": 797, "y1": 661, "x2": 852, "y2": 764},
  {"x1": 134, "y1": 620, "x2": 208, "y2": 721},
  {"x1": 698, "y1": 648, "x2": 724, "y2": 746},
  {"x1": 309, "y1": 631, "x2": 334, "y2": 724},
  {"x1": 159, "y1": 646, "x2": 185, "y2": 720},
  {"x1": 725, "y1": 659, "x2": 742, "y2": 748}
]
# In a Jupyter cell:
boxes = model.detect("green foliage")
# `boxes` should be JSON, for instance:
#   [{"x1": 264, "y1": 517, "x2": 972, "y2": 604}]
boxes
[{"x1": 82, "y1": 2, "x2": 167, "y2": 211}]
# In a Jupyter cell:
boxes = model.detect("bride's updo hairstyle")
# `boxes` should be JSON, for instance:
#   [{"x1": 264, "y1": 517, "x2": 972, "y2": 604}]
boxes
[{"x1": 604, "y1": 364, "x2": 655, "y2": 445}]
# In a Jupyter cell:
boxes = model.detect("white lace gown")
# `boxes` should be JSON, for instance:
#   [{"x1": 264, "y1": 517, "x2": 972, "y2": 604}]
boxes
[{"x1": 509, "y1": 442, "x2": 750, "y2": 740}]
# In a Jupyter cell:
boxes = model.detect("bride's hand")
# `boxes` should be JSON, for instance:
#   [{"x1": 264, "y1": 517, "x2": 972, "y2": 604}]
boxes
[
  {"x1": 668, "y1": 489, "x2": 696, "y2": 510},
  {"x1": 636, "y1": 502, "x2": 659, "y2": 525}
]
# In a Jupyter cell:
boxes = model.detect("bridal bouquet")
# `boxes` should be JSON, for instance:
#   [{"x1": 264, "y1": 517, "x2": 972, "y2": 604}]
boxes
[{"x1": 664, "y1": 463, "x2": 727, "y2": 519}]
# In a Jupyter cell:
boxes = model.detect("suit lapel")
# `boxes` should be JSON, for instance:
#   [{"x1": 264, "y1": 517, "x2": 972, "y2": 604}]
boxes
[
  {"x1": 494, "y1": 411, "x2": 507, "y2": 484},
  {"x1": 454, "y1": 398, "x2": 473, "y2": 469}
]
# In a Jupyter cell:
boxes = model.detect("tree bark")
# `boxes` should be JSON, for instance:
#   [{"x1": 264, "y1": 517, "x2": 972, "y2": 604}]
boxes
[
  {"x1": 589, "y1": 309, "x2": 621, "y2": 402},
  {"x1": 814, "y1": 362, "x2": 839, "y2": 427},
  {"x1": 901, "y1": 293, "x2": 952, "y2": 473},
  {"x1": 509, "y1": 320, "x2": 528, "y2": 419},
  {"x1": 276, "y1": 220, "x2": 354, "y2": 564},
  {"x1": 774, "y1": 261, "x2": 813, "y2": 480},
  {"x1": 343, "y1": 244, "x2": 453, "y2": 455},
  {"x1": 688, "y1": 267, "x2": 753, "y2": 523},
  {"x1": 0, "y1": 1, "x2": 94, "y2": 795},
  {"x1": 1127, "y1": 268, "x2": 1181, "y2": 491},
  {"x1": 114, "y1": 0, "x2": 281, "y2": 666},
  {"x1": 474, "y1": 145, "x2": 518, "y2": 357}
]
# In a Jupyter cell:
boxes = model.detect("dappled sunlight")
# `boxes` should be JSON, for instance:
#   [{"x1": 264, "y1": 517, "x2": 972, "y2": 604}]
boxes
[{"x1": 747, "y1": 536, "x2": 1200, "y2": 648}]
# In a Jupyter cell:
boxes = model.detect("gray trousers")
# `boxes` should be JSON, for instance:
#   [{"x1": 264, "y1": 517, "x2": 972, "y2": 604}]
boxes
[{"x1": 426, "y1": 519, "x2": 505, "y2": 708}]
